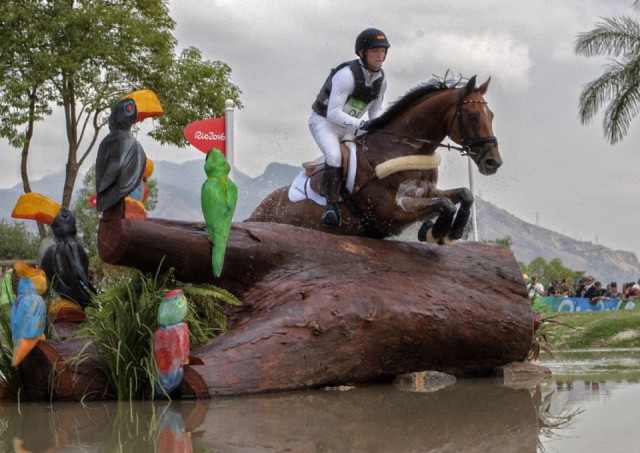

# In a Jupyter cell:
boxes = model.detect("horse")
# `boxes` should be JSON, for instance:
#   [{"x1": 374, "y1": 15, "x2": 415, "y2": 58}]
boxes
[{"x1": 248, "y1": 75, "x2": 502, "y2": 244}]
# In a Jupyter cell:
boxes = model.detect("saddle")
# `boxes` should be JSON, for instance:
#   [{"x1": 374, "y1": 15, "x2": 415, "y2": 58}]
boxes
[
  {"x1": 288, "y1": 141, "x2": 358, "y2": 206},
  {"x1": 301, "y1": 142, "x2": 352, "y2": 196}
]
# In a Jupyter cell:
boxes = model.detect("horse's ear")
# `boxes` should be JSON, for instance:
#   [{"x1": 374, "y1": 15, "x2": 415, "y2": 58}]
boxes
[
  {"x1": 463, "y1": 75, "x2": 478, "y2": 97},
  {"x1": 478, "y1": 77, "x2": 491, "y2": 95}
]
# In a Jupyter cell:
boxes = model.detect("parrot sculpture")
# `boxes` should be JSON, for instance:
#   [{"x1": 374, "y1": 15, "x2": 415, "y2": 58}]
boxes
[
  {"x1": 95, "y1": 89, "x2": 163, "y2": 213},
  {"x1": 11, "y1": 262, "x2": 47, "y2": 367},
  {"x1": 201, "y1": 148, "x2": 238, "y2": 277},
  {"x1": 12, "y1": 193, "x2": 96, "y2": 309},
  {"x1": 154, "y1": 289, "x2": 190, "y2": 397}
]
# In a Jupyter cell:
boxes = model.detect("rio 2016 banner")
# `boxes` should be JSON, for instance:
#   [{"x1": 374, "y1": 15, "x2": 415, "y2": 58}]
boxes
[
  {"x1": 533, "y1": 297, "x2": 639, "y2": 313},
  {"x1": 184, "y1": 118, "x2": 226, "y2": 154}
]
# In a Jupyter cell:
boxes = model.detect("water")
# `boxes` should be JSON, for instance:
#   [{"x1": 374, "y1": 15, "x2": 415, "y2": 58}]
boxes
[{"x1": 0, "y1": 351, "x2": 638, "y2": 452}]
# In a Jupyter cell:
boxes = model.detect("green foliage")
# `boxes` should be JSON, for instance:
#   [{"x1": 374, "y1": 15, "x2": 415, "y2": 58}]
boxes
[
  {"x1": 575, "y1": 13, "x2": 640, "y2": 144},
  {"x1": 483, "y1": 235, "x2": 513, "y2": 249},
  {"x1": 73, "y1": 267, "x2": 241, "y2": 400},
  {"x1": 520, "y1": 256, "x2": 584, "y2": 293},
  {"x1": 181, "y1": 282, "x2": 242, "y2": 345},
  {"x1": 0, "y1": 220, "x2": 40, "y2": 260}
]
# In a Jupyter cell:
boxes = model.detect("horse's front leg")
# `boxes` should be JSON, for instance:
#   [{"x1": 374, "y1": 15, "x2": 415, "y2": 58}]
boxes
[
  {"x1": 434, "y1": 187, "x2": 474, "y2": 240},
  {"x1": 396, "y1": 181, "x2": 457, "y2": 243}
]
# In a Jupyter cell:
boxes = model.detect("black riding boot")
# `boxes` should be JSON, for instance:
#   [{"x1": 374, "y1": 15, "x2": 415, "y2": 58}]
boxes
[{"x1": 321, "y1": 165, "x2": 343, "y2": 227}]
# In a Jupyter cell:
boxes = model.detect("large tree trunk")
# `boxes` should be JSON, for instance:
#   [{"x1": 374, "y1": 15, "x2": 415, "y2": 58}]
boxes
[{"x1": 19, "y1": 204, "x2": 533, "y2": 400}]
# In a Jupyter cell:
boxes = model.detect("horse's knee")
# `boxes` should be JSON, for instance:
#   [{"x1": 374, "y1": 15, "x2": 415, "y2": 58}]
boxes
[{"x1": 459, "y1": 188, "x2": 474, "y2": 206}]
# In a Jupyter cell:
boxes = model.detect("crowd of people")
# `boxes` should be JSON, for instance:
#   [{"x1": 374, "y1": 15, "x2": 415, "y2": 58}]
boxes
[{"x1": 527, "y1": 274, "x2": 640, "y2": 304}]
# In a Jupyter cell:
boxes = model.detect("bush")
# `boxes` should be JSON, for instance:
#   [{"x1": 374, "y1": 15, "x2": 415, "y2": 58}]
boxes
[{"x1": 0, "y1": 220, "x2": 39, "y2": 260}]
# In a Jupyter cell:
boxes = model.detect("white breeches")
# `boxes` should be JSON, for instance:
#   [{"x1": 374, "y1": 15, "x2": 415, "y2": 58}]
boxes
[{"x1": 308, "y1": 112, "x2": 352, "y2": 167}]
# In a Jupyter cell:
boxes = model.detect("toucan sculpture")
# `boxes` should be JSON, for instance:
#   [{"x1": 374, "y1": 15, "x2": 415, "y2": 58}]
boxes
[
  {"x1": 95, "y1": 89, "x2": 163, "y2": 213},
  {"x1": 154, "y1": 289, "x2": 190, "y2": 397},
  {"x1": 201, "y1": 148, "x2": 238, "y2": 277},
  {"x1": 11, "y1": 262, "x2": 47, "y2": 367},
  {"x1": 12, "y1": 193, "x2": 96, "y2": 309}
]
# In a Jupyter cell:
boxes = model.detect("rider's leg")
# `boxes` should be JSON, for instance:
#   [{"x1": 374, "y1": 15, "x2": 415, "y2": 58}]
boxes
[
  {"x1": 309, "y1": 114, "x2": 344, "y2": 226},
  {"x1": 321, "y1": 164, "x2": 343, "y2": 226}
]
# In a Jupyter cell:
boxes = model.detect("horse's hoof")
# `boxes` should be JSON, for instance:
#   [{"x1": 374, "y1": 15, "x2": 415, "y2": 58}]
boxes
[
  {"x1": 426, "y1": 228, "x2": 438, "y2": 244},
  {"x1": 440, "y1": 235, "x2": 457, "y2": 245}
]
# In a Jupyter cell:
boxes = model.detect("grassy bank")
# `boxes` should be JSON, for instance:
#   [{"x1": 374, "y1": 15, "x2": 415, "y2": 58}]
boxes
[{"x1": 540, "y1": 310, "x2": 640, "y2": 350}]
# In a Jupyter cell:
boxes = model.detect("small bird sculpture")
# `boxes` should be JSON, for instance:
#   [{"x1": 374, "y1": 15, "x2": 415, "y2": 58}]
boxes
[
  {"x1": 201, "y1": 148, "x2": 238, "y2": 277},
  {"x1": 95, "y1": 89, "x2": 163, "y2": 213},
  {"x1": 154, "y1": 289, "x2": 190, "y2": 396},
  {"x1": 12, "y1": 193, "x2": 96, "y2": 309},
  {"x1": 11, "y1": 262, "x2": 47, "y2": 367},
  {"x1": 125, "y1": 157, "x2": 155, "y2": 220}
]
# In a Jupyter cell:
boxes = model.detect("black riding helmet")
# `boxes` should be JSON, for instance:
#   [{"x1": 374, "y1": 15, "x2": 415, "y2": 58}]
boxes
[
  {"x1": 355, "y1": 28, "x2": 391, "y2": 55},
  {"x1": 355, "y1": 28, "x2": 390, "y2": 72}
]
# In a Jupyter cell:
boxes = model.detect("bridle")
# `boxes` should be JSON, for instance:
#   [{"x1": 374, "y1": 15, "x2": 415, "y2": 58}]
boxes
[
  {"x1": 365, "y1": 87, "x2": 498, "y2": 158},
  {"x1": 448, "y1": 90, "x2": 498, "y2": 157}
]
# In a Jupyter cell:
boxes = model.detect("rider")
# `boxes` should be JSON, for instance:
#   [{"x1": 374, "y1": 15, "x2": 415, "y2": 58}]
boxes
[{"x1": 309, "y1": 27, "x2": 390, "y2": 227}]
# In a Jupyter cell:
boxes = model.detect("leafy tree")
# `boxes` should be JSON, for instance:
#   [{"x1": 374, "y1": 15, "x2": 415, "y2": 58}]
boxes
[
  {"x1": 520, "y1": 256, "x2": 585, "y2": 294},
  {"x1": 0, "y1": 220, "x2": 39, "y2": 260},
  {"x1": 0, "y1": 1, "x2": 242, "y2": 231},
  {"x1": 575, "y1": 3, "x2": 640, "y2": 143},
  {"x1": 483, "y1": 236, "x2": 513, "y2": 249}
]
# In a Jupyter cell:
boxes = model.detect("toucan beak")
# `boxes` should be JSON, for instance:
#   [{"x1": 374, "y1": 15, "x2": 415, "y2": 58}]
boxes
[
  {"x1": 14, "y1": 261, "x2": 47, "y2": 295},
  {"x1": 124, "y1": 89, "x2": 164, "y2": 122},
  {"x1": 12, "y1": 193, "x2": 62, "y2": 226}
]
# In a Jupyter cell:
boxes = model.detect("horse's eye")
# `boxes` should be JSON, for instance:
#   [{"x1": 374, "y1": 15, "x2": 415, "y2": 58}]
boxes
[{"x1": 468, "y1": 112, "x2": 479, "y2": 123}]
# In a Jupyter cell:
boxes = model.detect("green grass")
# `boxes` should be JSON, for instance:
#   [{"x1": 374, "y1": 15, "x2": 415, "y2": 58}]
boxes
[{"x1": 539, "y1": 310, "x2": 640, "y2": 350}]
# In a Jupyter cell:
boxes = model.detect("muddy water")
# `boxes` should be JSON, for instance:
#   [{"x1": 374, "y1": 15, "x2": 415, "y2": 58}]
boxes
[{"x1": 0, "y1": 351, "x2": 638, "y2": 452}]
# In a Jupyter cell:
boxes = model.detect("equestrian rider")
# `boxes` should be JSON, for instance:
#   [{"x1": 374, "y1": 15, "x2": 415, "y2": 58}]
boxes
[{"x1": 309, "y1": 28, "x2": 390, "y2": 227}]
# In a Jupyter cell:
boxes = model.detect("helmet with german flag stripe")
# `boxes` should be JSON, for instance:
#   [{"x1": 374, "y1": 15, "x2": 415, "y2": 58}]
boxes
[{"x1": 355, "y1": 28, "x2": 390, "y2": 55}]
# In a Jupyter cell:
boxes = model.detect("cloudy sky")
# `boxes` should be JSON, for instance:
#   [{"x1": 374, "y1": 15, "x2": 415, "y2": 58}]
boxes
[{"x1": 2, "y1": 0, "x2": 640, "y2": 258}]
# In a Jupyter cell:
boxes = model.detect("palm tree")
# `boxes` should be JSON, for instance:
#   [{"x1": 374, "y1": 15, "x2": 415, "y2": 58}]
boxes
[{"x1": 575, "y1": 3, "x2": 640, "y2": 144}]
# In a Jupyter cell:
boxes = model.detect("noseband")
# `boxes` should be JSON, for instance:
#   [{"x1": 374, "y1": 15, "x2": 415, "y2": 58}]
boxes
[{"x1": 450, "y1": 93, "x2": 498, "y2": 158}]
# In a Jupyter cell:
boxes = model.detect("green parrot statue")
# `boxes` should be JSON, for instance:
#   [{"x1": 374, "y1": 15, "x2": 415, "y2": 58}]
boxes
[{"x1": 201, "y1": 148, "x2": 238, "y2": 277}]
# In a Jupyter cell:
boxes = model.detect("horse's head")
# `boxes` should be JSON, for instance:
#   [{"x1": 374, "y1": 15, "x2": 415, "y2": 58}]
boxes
[{"x1": 448, "y1": 76, "x2": 502, "y2": 175}]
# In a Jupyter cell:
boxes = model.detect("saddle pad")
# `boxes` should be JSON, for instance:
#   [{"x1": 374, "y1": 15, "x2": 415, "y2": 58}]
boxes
[{"x1": 288, "y1": 143, "x2": 357, "y2": 205}]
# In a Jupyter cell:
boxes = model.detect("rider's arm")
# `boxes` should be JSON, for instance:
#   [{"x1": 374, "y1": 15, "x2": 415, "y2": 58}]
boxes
[
  {"x1": 326, "y1": 67, "x2": 361, "y2": 131},
  {"x1": 367, "y1": 77, "x2": 387, "y2": 120}
]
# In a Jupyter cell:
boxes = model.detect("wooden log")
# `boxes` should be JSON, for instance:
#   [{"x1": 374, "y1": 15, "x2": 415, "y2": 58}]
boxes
[{"x1": 21, "y1": 212, "x2": 532, "y2": 400}]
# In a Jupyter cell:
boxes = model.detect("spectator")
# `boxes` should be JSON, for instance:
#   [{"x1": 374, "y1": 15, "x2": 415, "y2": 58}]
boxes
[
  {"x1": 547, "y1": 280, "x2": 559, "y2": 296},
  {"x1": 584, "y1": 280, "x2": 608, "y2": 304},
  {"x1": 528, "y1": 275, "x2": 545, "y2": 298},
  {"x1": 606, "y1": 282, "x2": 620, "y2": 299},
  {"x1": 559, "y1": 278, "x2": 571, "y2": 297},
  {"x1": 630, "y1": 283, "x2": 640, "y2": 297},
  {"x1": 575, "y1": 279, "x2": 587, "y2": 298}
]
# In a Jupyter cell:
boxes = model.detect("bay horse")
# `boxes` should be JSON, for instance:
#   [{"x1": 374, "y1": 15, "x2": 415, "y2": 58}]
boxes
[{"x1": 248, "y1": 75, "x2": 502, "y2": 243}]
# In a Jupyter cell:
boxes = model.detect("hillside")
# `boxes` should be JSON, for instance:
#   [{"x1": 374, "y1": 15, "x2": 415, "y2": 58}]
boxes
[{"x1": 2, "y1": 159, "x2": 639, "y2": 283}]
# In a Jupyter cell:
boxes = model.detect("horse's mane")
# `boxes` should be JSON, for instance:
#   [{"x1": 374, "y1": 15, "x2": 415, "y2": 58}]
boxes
[{"x1": 367, "y1": 72, "x2": 467, "y2": 131}]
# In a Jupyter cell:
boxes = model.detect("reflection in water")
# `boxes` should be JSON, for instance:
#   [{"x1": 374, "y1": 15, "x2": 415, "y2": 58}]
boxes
[
  {"x1": 0, "y1": 380, "x2": 538, "y2": 452},
  {"x1": 0, "y1": 374, "x2": 636, "y2": 452}
]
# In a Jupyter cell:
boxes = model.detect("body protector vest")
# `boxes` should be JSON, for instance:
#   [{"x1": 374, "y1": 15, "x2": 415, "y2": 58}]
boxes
[{"x1": 312, "y1": 59, "x2": 384, "y2": 119}]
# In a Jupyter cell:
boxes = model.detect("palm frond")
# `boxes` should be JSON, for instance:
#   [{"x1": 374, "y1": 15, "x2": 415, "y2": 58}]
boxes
[{"x1": 575, "y1": 16, "x2": 640, "y2": 58}]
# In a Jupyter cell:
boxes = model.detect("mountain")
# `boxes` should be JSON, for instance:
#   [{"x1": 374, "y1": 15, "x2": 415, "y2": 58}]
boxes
[{"x1": 2, "y1": 160, "x2": 639, "y2": 284}]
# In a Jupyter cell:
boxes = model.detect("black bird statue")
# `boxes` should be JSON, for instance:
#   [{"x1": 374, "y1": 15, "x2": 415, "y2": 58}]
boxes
[
  {"x1": 95, "y1": 89, "x2": 164, "y2": 213},
  {"x1": 12, "y1": 193, "x2": 97, "y2": 308}
]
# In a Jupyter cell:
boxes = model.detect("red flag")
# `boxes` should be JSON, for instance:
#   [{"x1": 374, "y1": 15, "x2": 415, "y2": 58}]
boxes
[{"x1": 184, "y1": 118, "x2": 226, "y2": 154}]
